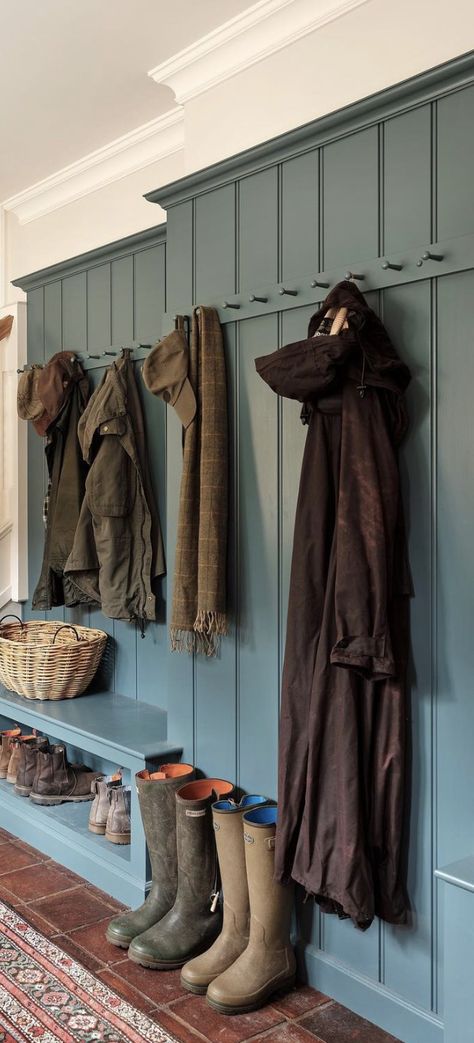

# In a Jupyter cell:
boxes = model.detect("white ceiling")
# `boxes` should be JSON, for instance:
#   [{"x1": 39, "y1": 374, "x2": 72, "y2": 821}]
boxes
[{"x1": 0, "y1": 0, "x2": 251, "y2": 200}]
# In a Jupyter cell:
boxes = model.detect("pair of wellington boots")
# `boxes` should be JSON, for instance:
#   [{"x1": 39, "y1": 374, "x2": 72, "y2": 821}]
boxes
[
  {"x1": 0, "y1": 728, "x2": 46, "y2": 786},
  {"x1": 181, "y1": 800, "x2": 296, "y2": 1015},
  {"x1": 89, "y1": 775, "x2": 131, "y2": 844},
  {"x1": 107, "y1": 766, "x2": 234, "y2": 969}
]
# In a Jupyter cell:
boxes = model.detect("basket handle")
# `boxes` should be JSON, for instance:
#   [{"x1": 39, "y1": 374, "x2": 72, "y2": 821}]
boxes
[
  {"x1": 0, "y1": 614, "x2": 23, "y2": 629},
  {"x1": 51, "y1": 624, "x2": 82, "y2": 645}
]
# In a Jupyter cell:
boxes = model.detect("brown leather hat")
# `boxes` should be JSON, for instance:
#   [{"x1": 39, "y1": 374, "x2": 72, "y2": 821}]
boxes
[
  {"x1": 17, "y1": 366, "x2": 45, "y2": 423},
  {"x1": 142, "y1": 330, "x2": 196, "y2": 429}
]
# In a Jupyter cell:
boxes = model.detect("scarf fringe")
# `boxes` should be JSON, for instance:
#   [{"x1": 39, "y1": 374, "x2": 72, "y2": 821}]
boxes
[{"x1": 170, "y1": 612, "x2": 227, "y2": 658}]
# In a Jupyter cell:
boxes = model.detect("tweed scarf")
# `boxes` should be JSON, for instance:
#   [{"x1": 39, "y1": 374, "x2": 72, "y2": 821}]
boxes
[{"x1": 170, "y1": 307, "x2": 228, "y2": 655}]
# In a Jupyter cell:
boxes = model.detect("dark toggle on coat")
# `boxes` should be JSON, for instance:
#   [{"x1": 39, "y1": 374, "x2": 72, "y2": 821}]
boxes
[{"x1": 255, "y1": 280, "x2": 412, "y2": 930}]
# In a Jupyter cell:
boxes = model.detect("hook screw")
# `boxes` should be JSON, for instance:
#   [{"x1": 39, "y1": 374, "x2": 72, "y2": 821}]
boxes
[
  {"x1": 417, "y1": 249, "x2": 444, "y2": 267},
  {"x1": 381, "y1": 260, "x2": 403, "y2": 271},
  {"x1": 249, "y1": 294, "x2": 268, "y2": 303},
  {"x1": 222, "y1": 301, "x2": 240, "y2": 309},
  {"x1": 344, "y1": 271, "x2": 364, "y2": 281},
  {"x1": 310, "y1": 279, "x2": 330, "y2": 289},
  {"x1": 279, "y1": 287, "x2": 298, "y2": 296}
]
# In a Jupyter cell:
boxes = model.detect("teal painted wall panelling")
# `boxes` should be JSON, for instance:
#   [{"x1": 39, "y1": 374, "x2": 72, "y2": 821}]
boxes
[
  {"x1": 24, "y1": 287, "x2": 45, "y2": 622},
  {"x1": 281, "y1": 152, "x2": 320, "y2": 281},
  {"x1": 238, "y1": 168, "x2": 279, "y2": 290},
  {"x1": 437, "y1": 85, "x2": 474, "y2": 240},
  {"x1": 195, "y1": 185, "x2": 236, "y2": 302},
  {"x1": 383, "y1": 105, "x2": 432, "y2": 254},
  {"x1": 322, "y1": 126, "x2": 379, "y2": 269}
]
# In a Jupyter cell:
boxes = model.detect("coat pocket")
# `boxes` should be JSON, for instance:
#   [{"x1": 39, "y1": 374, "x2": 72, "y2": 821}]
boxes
[{"x1": 87, "y1": 418, "x2": 135, "y2": 517}]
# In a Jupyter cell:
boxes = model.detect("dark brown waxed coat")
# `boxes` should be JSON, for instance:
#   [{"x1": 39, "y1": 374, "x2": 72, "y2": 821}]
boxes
[
  {"x1": 255, "y1": 281, "x2": 412, "y2": 930},
  {"x1": 65, "y1": 352, "x2": 165, "y2": 624}
]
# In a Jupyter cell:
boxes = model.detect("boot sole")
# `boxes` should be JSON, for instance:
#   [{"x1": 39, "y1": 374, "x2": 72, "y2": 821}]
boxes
[
  {"x1": 29, "y1": 793, "x2": 94, "y2": 806},
  {"x1": 207, "y1": 975, "x2": 296, "y2": 1016},
  {"x1": 105, "y1": 832, "x2": 131, "y2": 845},
  {"x1": 6, "y1": 776, "x2": 17, "y2": 785},
  {"x1": 180, "y1": 979, "x2": 208, "y2": 995},
  {"x1": 128, "y1": 950, "x2": 188, "y2": 970},
  {"x1": 88, "y1": 823, "x2": 107, "y2": 835},
  {"x1": 14, "y1": 785, "x2": 32, "y2": 797},
  {"x1": 105, "y1": 930, "x2": 132, "y2": 949}
]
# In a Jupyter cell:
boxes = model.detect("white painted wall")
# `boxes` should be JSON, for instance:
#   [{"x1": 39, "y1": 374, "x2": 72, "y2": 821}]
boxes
[
  {"x1": 182, "y1": 0, "x2": 474, "y2": 169},
  {"x1": 5, "y1": 0, "x2": 474, "y2": 294}
]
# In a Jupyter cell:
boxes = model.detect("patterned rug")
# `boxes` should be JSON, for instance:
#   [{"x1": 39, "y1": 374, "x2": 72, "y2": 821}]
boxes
[{"x1": 0, "y1": 901, "x2": 175, "y2": 1043}]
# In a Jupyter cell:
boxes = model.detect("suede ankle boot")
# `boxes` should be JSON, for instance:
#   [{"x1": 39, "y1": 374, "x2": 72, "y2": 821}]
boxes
[
  {"x1": 206, "y1": 805, "x2": 296, "y2": 1015},
  {"x1": 29, "y1": 745, "x2": 102, "y2": 805},
  {"x1": 128, "y1": 777, "x2": 234, "y2": 971},
  {"x1": 106, "y1": 763, "x2": 195, "y2": 949},
  {"x1": 14, "y1": 737, "x2": 49, "y2": 796},
  {"x1": 7, "y1": 734, "x2": 43, "y2": 784},
  {"x1": 105, "y1": 785, "x2": 131, "y2": 845},
  {"x1": 89, "y1": 774, "x2": 122, "y2": 834},
  {"x1": 0, "y1": 727, "x2": 21, "y2": 779},
  {"x1": 9, "y1": 735, "x2": 47, "y2": 788},
  {"x1": 181, "y1": 794, "x2": 274, "y2": 994}
]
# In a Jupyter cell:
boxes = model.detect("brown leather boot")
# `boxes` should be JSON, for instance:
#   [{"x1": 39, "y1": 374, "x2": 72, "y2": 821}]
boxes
[
  {"x1": 14, "y1": 737, "x2": 49, "y2": 796},
  {"x1": 29, "y1": 745, "x2": 102, "y2": 806},
  {"x1": 0, "y1": 727, "x2": 21, "y2": 779},
  {"x1": 89, "y1": 774, "x2": 122, "y2": 834},
  {"x1": 105, "y1": 786, "x2": 131, "y2": 845},
  {"x1": 8, "y1": 735, "x2": 47, "y2": 785}
]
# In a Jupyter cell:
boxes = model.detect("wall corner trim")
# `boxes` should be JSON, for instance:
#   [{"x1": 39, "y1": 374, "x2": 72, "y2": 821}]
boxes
[
  {"x1": 147, "y1": 0, "x2": 371, "y2": 104},
  {"x1": 2, "y1": 109, "x2": 184, "y2": 226}
]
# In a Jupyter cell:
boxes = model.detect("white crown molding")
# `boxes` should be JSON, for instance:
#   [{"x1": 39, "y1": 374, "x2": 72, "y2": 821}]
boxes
[
  {"x1": 2, "y1": 108, "x2": 184, "y2": 225},
  {"x1": 148, "y1": 0, "x2": 370, "y2": 104}
]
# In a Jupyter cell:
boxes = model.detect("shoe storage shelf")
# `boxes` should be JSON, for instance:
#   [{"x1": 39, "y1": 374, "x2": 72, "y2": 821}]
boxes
[{"x1": 0, "y1": 687, "x2": 181, "y2": 907}]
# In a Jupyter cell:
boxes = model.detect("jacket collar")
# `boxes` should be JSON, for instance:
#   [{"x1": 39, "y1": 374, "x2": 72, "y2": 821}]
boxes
[{"x1": 79, "y1": 355, "x2": 129, "y2": 462}]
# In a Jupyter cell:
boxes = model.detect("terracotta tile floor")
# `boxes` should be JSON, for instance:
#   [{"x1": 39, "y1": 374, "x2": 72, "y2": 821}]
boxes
[{"x1": 0, "y1": 828, "x2": 400, "y2": 1043}]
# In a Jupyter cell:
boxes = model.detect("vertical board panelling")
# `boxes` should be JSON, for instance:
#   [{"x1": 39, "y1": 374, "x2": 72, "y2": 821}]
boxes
[
  {"x1": 110, "y1": 254, "x2": 137, "y2": 696},
  {"x1": 436, "y1": 271, "x2": 474, "y2": 866},
  {"x1": 111, "y1": 256, "x2": 134, "y2": 346},
  {"x1": 280, "y1": 306, "x2": 315, "y2": 621},
  {"x1": 381, "y1": 281, "x2": 433, "y2": 1011},
  {"x1": 166, "y1": 202, "x2": 193, "y2": 315},
  {"x1": 437, "y1": 85, "x2": 474, "y2": 240},
  {"x1": 165, "y1": 408, "x2": 194, "y2": 761},
  {"x1": 383, "y1": 106, "x2": 432, "y2": 253},
  {"x1": 195, "y1": 186, "x2": 236, "y2": 302},
  {"x1": 62, "y1": 272, "x2": 87, "y2": 351},
  {"x1": 281, "y1": 152, "x2": 319, "y2": 280},
  {"x1": 238, "y1": 314, "x2": 279, "y2": 796},
  {"x1": 87, "y1": 264, "x2": 111, "y2": 351},
  {"x1": 24, "y1": 287, "x2": 45, "y2": 620},
  {"x1": 134, "y1": 245, "x2": 166, "y2": 343},
  {"x1": 84, "y1": 265, "x2": 114, "y2": 659},
  {"x1": 195, "y1": 324, "x2": 237, "y2": 780},
  {"x1": 322, "y1": 127, "x2": 379, "y2": 269},
  {"x1": 44, "y1": 281, "x2": 62, "y2": 354},
  {"x1": 134, "y1": 244, "x2": 168, "y2": 707},
  {"x1": 238, "y1": 169, "x2": 278, "y2": 289}
]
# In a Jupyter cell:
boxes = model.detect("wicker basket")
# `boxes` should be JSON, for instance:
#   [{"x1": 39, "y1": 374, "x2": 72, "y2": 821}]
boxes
[{"x1": 0, "y1": 616, "x2": 108, "y2": 701}]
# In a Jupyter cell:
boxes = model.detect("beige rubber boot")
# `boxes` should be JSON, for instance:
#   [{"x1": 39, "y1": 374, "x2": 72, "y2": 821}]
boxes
[
  {"x1": 89, "y1": 773, "x2": 122, "y2": 834},
  {"x1": 181, "y1": 795, "x2": 272, "y2": 994},
  {"x1": 207, "y1": 805, "x2": 296, "y2": 1015}
]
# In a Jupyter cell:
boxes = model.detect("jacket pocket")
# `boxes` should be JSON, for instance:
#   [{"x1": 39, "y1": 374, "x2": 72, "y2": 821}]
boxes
[{"x1": 87, "y1": 418, "x2": 135, "y2": 517}]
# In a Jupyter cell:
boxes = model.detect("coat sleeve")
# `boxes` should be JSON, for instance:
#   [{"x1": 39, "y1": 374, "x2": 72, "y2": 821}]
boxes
[
  {"x1": 256, "y1": 340, "x2": 329, "y2": 400},
  {"x1": 330, "y1": 383, "x2": 409, "y2": 681}
]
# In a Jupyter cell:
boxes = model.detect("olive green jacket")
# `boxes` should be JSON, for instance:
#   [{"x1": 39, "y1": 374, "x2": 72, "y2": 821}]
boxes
[{"x1": 65, "y1": 353, "x2": 165, "y2": 624}]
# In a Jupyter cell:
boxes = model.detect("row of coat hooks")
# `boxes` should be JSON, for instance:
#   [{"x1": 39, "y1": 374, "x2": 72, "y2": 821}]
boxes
[
  {"x1": 219, "y1": 250, "x2": 445, "y2": 309},
  {"x1": 17, "y1": 343, "x2": 154, "y2": 374}
]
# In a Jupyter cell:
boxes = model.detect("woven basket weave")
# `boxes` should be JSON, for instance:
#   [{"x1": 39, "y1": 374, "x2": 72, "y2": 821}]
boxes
[{"x1": 0, "y1": 616, "x2": 107, "y2": 701}]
